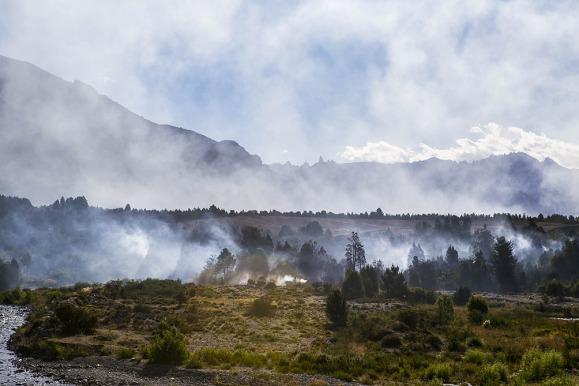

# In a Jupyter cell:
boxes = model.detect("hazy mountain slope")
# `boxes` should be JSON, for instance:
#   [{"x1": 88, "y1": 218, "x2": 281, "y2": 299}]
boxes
[
  {"x1": 0, "y1": 55, "x2": 263, "y2": 205},
  {"x1": 0, "y1": 55, "x2": 577, "y2": 214},
  {"x1": 271, "y1": 154, "x2": 579, "y2": 214}
]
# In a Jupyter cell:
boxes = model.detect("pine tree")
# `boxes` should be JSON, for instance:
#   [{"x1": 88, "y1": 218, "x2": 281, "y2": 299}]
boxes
[
  {"x1": 345, "y1": 232, "x2": 366, "y2": 271},
  {"x1": 381, "y1": 265, "x2": 407, "y2": 299},
  {"x1": 342, "y1": 269, "x2": 365, "y2": 299},
  {"x1": 491, "y1": 237, "x2": 518, "y2": 293},
  {"x1": 326, "y1": 289, "x2": 348, "y2": 327}
]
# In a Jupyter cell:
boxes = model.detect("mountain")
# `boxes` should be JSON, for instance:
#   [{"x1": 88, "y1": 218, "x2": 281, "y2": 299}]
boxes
[
  {"x1": 0, "y1": 55, "x2": 577, "y2": 214},
  {"x1": 0, "y1": 55, "x2": 262, "y2": 176}
]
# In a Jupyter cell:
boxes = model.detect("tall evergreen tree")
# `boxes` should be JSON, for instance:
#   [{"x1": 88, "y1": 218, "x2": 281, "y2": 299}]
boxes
[
  {"x1": 214, "y1": 248, "x2": 236, "y2": 283},
  {"x1": 445, "y1": 245, "x2": 459, "y2": 267},
  {"x1": 360, "y1": 265, "x2": 380, "y2": 298},
  {"x1": 342, "y1": 269, "x2": 365, "y2": 299},
  {"x1": 345, "y1": 232, "x2": 366, "y2": 271},
  {"x1": 471, "y1": 224, "x2": 494, "y2": 260},
  {"x1": 381, "y1": 265, "x2": 407, "y2": 299},
  {"x1": 491, "y1": 237, "x2": 518, "y2": 293}
]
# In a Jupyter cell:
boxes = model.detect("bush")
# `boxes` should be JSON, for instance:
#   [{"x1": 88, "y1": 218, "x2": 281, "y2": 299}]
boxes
[
  {"x1": 54, "y1": 302, "x2": 97, "y2": 335},
  {"x1": 541, "y1": 279, "x2": 567, "y2": 298},
  {"x1": 407, "y1": 287, "x2": 437, "y2": 304},
  {"x1": 467, "y1": 295, "x2": 488, "y2": 323},
  {"x1": 380, "y1": 334, "x2": 402, "y2": 348},
  {"x1": 325, "y1": 289, "x2": 348, "y2": 327},
  {"x1": 103, "y1": 278, "x2": 186, "y2": 300},
  {"x1": 453, "y1": 286, "x2": 472, "y2": 306},
  {"x1": 396, "y1": 309, "x2": 422, "y2": 330},
  {"x1": 264, "y1": 281, "x2": 276, "y2": 290},
  {"x1": 423, "y1": 363, "x2": 452, "y2": 381},
  {"x1": 116, "y1": 347, "x2": 135, "y2": 359},
  {"x1": 518, "y1": 349, "x2": 564, "y2": 382},
  {"x1": 465, "y1": 349, "x2": 493, "y2": 365},
  {"x1": 247, "y1": 297, "x2": 275, "y2": 317},
  {"x1": 435, "y1": 295, "x2": 454, "y2": 325},
  {"x1": 146, "y1": 322, "x2": 188, "y2": 365},
  {"x1": 480, "y1": 362, "x2": 508, "y2": 386}
]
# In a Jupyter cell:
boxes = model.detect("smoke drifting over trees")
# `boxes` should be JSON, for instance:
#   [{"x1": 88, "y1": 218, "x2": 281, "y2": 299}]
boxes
[{"x1": 0, "y1": 194, "x2": 577, "y2": 294}]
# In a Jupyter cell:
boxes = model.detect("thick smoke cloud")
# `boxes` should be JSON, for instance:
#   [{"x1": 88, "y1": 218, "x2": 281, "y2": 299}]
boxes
[
  {"x1": 1, "y1": 1, "x2": 579, "y2": 164},
  {"x1": 1, "y1": 55, "x2": 578, "y2": 216}
]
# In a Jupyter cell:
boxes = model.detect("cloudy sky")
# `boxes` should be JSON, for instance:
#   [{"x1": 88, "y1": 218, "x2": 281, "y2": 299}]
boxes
[{"x1": 1, "y1": 0, "x2": 579, "y2": 167}]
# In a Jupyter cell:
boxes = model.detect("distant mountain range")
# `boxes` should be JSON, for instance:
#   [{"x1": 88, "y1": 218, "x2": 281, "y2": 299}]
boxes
[{"x1": 0, "y1": 55, "x2": 577, "y2": 214}]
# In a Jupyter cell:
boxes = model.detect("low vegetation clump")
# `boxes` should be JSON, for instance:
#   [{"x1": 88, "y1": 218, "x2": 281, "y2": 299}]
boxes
[
  {"x1": 407, "y1": 287, "x2": 437, "y2": 304},
  {"x1": 246, "y1": 296, "x2": 275, "y2": 317},
  {"x1": 517, "y1": 349, "x2": 565, "y2": 382},
  {"x1": 54, "y1": 301, "x2": 97, "y2": 335},
  {"x1": 435, "y1": 294, "x2": 454, "y2": 325},
  {"x1": 467, "y1": 295, "x2": 489, "y2": 323},
  {"x1": 423, "y1": 362, "x2": 453, "y2": 382},
  {"x1": 145, "y1": 321, "x2": 188, "y2": 365},
  {"x1": 479, "y1": 362, "x2": 508, "y2": 386},
  {"x1": 453, "y1": 286, "x2": 472, "y2": 306},
  {"x1": 540, "y1": 279, "x2": 579, "y2": 298}
]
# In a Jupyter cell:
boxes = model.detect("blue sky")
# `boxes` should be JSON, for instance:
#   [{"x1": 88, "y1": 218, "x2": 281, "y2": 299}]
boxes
[{"x1": 1, "y1": 0, "x2": 579, "y2": 166}]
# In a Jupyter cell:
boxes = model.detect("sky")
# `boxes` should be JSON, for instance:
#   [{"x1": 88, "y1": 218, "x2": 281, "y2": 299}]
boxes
[{"x1": 1, "y1": 0, "x2": 579, "y2": 166}]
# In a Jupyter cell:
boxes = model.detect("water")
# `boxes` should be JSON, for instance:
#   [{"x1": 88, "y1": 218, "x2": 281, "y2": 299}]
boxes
[{"x1": 0, "y1": 305, "x2": 61, "y2": 385}]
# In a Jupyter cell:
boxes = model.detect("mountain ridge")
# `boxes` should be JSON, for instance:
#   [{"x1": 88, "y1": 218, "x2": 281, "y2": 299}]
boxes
[{"x1": 0, "y1": 55, "x2": 577, "y2": 214}]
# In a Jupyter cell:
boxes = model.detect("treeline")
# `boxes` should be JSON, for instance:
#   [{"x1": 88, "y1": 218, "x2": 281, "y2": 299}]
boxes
[{"x1": 2, "y1": 194, "x2": 576, "y2": 225}]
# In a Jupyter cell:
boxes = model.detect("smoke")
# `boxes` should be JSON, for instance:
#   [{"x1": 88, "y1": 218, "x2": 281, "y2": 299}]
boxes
[{"x1": 0, "y1": 55, "x2": 578, "y2": 215}]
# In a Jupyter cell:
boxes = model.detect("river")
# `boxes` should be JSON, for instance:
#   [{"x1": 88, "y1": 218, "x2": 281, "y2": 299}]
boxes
[{"x1": 0, "y1": 305, "x2": 62, "y2": 385}]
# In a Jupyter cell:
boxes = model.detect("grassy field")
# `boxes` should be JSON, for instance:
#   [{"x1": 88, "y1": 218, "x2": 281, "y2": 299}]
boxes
[{"x1": 5, "y1": 281, "x2": 579, "y2": 385}]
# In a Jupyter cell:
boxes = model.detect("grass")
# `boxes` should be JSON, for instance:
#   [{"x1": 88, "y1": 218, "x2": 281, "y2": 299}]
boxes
[{"x1": 7, "y1": 282, "x2": 579, "y2": 384}]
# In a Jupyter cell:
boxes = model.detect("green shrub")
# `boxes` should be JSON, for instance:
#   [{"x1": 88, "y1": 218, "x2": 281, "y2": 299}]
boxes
[
  {"x1": 466, "y1": 336, "x2": 483, "y2": 348},
  {"x1": 103, "y1": 279, "x2": 185, "y2": 300},
  {"x1": 407, "y1": 287, "x2": 437, "y2": 304},
  {"x1": 479, "y1": 362, "x2": 508, "y2": 386},
  {"x1": 423, "y1": 363, "x2": 453, "y2": 381},
  {"x1": 396, "y1": 308, "x2": 420, "y2": 330},
  {"x1": 115, "y1": 347, "x2": 135, "y2": 359},
  {"x1": 518, "y1": 349, "x2": 564, "y2": 382},
  {"x1": 264, "y1": 281, "x2": 277, "y2": 290},
  {"x1": 325, "y1": 289, "x2": 348, "y2": 327},
  {"x1": 467, "y1": 295, "x2": 488, "y2": 323},
  {"x1": 0, "y1": 288, "x2": 35, "y2": 305},
  {"x1": 453, "y1": 286, "x2": 472, "y2": 306},
  {"x1": 436, "y1": 295, "x2": 454, "y2": 325},
  {"x1": 380, "y1": 334, "x2": 402, "y2": 348},
  {"x1": 540, "y1": 279, "x2": 567, "y2": 298},
  {"x1": 247, "y1": 297, "x2": 275, "y2": 317},
  {"x1": 146, "y1": 322, "x2": 188, "y2": 365},
  {"x1": 465, "y1": 349, "x2": 493, "y2": 365},
  {"x1": 54, "y1": 302, "x2": 97, "y2": 335}
]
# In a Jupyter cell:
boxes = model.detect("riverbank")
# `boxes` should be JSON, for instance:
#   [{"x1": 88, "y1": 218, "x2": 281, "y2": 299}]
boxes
[
  {"x1": 16, "y1": 355, "x2": 354, "y2": 386},
  {"x1": 0, "y1": 305, "x2": 63, "y2": 385}
]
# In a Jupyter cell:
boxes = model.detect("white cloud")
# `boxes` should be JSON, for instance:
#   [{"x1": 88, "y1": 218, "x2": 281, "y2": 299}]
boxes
[
  {"x1": 1, "y1": 1, "x2": 579, "y2": 164},
  {"x1": 339, "y1": 123, "x2": 579, "y2": 169}
]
